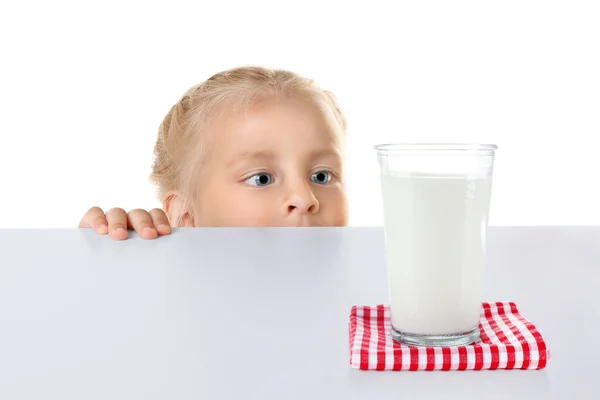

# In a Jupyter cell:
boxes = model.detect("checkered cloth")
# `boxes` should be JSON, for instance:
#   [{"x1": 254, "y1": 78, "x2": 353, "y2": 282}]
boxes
[{"x1": 349, "y1": 302, "x2": 549, "y2": 371}]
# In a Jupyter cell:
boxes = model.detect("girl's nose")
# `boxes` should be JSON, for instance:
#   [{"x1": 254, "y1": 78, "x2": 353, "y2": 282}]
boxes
[{"x1": 284, "y1": 180, "x2": 320, "y2": 215}]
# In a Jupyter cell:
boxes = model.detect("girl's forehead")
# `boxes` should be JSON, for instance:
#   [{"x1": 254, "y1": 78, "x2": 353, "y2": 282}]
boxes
[
  {"x1": 197, "y1": 104, "x2": 341, "y2": 164},
  {"x1": 212, "y1": 99, "x2": 340, "y2": 143}
]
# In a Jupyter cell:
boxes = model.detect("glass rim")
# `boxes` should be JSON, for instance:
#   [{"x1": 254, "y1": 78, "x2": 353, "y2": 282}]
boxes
[{"x1": 374, "y1": 143, "x2": 498, "y2": 153}]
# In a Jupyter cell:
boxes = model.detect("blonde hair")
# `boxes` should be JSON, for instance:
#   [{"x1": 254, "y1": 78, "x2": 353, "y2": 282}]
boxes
[{"x1": 149, "y1": 66, "x2": 347, "y2": 225}]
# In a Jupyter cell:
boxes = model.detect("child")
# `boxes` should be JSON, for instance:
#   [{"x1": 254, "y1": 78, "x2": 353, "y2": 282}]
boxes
[{"x1": 78, "y1": 66, "x2": 349, "y2": 240}]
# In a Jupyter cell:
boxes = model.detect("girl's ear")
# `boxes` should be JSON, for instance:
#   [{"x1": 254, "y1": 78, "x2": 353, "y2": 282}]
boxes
[{"x1": 163, "y1": 190, "x2": 195, "y2": 227}]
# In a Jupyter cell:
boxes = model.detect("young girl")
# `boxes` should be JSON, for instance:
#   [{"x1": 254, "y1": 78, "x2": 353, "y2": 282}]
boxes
[{"x1": 78, "y1": 66, "x2": 349, "y2": 240}]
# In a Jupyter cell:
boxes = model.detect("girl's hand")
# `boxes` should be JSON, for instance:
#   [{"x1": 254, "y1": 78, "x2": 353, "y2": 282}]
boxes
[{"x1": 78, "y1": 207, "x2": 171, "y2": 240}]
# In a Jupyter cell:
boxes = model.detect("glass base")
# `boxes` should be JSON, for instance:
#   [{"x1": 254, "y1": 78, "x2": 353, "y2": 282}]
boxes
[{"x1": 391, "y1": 326, "x2": 480, "y2": 347}]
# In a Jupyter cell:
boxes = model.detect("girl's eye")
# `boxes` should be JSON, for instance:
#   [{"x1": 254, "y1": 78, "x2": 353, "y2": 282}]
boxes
[
  {"x1": 245, "y1": 173, "x2": 273, "y2": 187},
  {"x1": 310, "y1": 171, "x2": 331, "y2": 185}
]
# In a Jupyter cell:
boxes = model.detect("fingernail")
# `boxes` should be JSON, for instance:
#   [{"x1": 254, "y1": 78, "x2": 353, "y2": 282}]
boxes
[
  {"x1": 116, "y1": 227, "x2": 126, "y2": 234},
  {"x1": 143, "y1": 227, "x2": 155, "y2": 235},
  {"x1": 157, "y1": 224, "x2": 169, "y2": 231}
]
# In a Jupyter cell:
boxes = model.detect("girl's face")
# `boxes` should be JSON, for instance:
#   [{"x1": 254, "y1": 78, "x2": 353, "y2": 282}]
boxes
[{"x1": 182, "y1": 98, "x2": 348, "y2": 227}]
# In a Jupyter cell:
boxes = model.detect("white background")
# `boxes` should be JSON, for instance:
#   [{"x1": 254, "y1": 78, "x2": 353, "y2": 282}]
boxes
[{"x1": 1, "y1": 0, "x2": 598, "y2": 228}]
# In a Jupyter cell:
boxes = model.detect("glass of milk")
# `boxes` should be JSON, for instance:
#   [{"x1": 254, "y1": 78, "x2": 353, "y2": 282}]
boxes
[{"x1": 375, "y1": 143, "x2": 497, "y2": 346}]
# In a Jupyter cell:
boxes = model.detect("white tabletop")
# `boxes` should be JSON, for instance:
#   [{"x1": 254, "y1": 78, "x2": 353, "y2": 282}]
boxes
[{"x1": 0, "y1": 227, "x2": 598, "y2": 399}]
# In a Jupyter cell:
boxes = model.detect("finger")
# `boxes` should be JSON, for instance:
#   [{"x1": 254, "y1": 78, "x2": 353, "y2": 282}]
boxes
[
  {"x1": 105, "y1": 208, "x2": 129, "y2": 240},
  {"x1": 149, "y1": 208, "x2": 171, "y2": 236},
  {"x1": 127, "y1": 209, "x2": 157, "y2": 240},
  {"x1": 78, "y1": 206, "x2": 108, "y2": 235}
]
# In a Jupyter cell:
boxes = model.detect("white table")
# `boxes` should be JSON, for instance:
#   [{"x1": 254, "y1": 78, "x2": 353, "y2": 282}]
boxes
[{"x1": 0, "y1": 227, "x2": 598, "y2": 399}]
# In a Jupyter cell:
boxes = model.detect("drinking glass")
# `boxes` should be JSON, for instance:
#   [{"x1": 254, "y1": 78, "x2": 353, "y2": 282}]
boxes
[{"x1": 375, "y1": 143, "x2": 497, "y2": 346}]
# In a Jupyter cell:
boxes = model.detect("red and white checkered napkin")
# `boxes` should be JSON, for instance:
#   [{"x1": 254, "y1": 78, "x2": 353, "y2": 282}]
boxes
[{"x1": 349, "y1": 302, "x2": 550, "y2": 371}]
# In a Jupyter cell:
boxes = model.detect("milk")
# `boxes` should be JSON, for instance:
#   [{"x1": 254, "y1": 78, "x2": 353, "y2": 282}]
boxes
[{"x1": 380, "y1": 173, "x2": 492, "y2": 335}]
